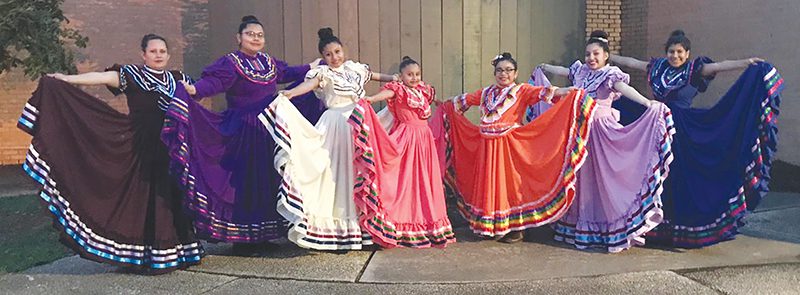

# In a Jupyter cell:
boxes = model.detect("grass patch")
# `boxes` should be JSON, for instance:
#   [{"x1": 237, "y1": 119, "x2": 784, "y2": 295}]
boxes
[{"x1": 0, "y1": 194, "x2": 71, "y2": 273}]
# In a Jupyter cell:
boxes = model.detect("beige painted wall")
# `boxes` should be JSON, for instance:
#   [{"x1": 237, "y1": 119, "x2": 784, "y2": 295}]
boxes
[
  {"x1": 206, "y1": 0, "x2": 585, "y2": 103},
  {"x1": 644, "y1": 0, "x2": 800, "y2": 164}
]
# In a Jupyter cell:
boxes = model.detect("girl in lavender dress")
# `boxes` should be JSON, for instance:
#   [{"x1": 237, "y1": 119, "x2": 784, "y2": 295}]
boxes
[
  {"x1": 539, "y1": 30, "x2": 674, "y2": 252},
  {"x1": 611, "y1": 30, "x2": 781, "y2": 247},
  {"x1": 162, "y1": 15, "x2": 322, "y2": 255}
]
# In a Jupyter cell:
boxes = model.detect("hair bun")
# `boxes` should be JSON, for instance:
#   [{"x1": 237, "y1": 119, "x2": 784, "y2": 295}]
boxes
[
  {"x1": 589, "y1": 30, "x2": 609, "y2": 40},
  {"x1": 241, "y1": 15, "x2": 259, "y2": 23},
  {"x1": 318, "y1": 27, "x2": 335, "y2": 39},
  {"x1": 491, "y1": 52, "x2": 516, "y2": 67},
  {"x1": 402, "y1": 56, "x2": 412, "y2": 61},
  {"x1": 669, "y1": 29, "x2": 686, "y2": 38}
]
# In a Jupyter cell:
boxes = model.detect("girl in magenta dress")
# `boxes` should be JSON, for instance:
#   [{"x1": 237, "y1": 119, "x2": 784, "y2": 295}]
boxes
[
  {"x1": 161, "y1": 16, "x2": 322, "y2": 254},
  {"x1": 360, "y1": 56, "x2": 456, "y2": 248},
  {"x1": 539, "y1": 31, "x2": 674, "y2": 252}
]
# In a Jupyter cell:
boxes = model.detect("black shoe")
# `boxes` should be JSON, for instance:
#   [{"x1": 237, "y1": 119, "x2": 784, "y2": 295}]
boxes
[
  {"x1": 480, "y1": 235, "x2": 499, "y2": 241},
  {"x1": 498, "y1": 231, "x2": 524, "y2": 243},
  {"x1": 232, "y1": 243, "x2": 263, "y2": 256}
]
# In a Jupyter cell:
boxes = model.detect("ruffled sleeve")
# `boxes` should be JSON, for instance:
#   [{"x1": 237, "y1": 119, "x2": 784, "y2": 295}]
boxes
[
  {"x1": 426, "y1": 84, "x2": 436, "y2": 105},
  {"x1": 603, "y1": 66, "x2": 631, "y2": 91},
  {"x1": 382, "y1": 81, "x2": 404, "y2": 103},
  {"x1": 193, "y1": 55, "x2": 239, "y2": 99},
  {"x1": 689, "y1": 56, "x2": 715, "y2": 92},
  {"x1": 351, "y1": 61, "x2": 373, "y2": 84},
  {"x1": 305, "y1": 66, "x2": 326, "y2": 89},
  {"x1": 274, "y1": 57, "x2": 311, "y2": 84},
  {"x1": 568, "y1": 60, "x2": 584, "y2": 83}
]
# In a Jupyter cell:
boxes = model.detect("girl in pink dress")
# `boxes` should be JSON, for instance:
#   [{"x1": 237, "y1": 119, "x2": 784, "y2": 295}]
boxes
[{"x1": 360, "y1": 56, "x2": 455, "y2": 248}]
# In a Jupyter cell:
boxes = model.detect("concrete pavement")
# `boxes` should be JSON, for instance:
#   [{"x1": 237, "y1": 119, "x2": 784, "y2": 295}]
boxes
[{"x1": 1, "y1": 178, "x2": 799, "y2": 294}]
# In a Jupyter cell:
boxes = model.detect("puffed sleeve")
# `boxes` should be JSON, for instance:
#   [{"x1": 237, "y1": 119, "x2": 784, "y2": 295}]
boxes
[
  {"x1": 568, "y1": 60, "x2": 584, "y2": 83},
  {"x1": 356, "y1": 62, "x2": 373, "y2": 82},
  {"x1": 603, "y1": 66, "x2": 631, "y2": 93},
  {"x1": 192, "y1": 55, "x2": 239, "y2": 99},
  {"x1": 104, "y1": 64, "x2": 129, "y2": 96},
  {"x1": 426, "y1": 84, "x2": 436, "y2": 105},
  {"x1": 382, "y1": 81, "x2": 404, "y2": 104},
  {"x1": 305, "y1": 66, "x2": 327, "y2": 89},
  {"x1": 689, "y1": 56, "x2": 715, "y2": 92}
]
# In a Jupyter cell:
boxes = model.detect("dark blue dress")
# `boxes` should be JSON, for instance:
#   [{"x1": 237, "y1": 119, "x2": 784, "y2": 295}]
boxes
[{"x1": 639, "y1": 57, "x2": 782, "y2": 248}]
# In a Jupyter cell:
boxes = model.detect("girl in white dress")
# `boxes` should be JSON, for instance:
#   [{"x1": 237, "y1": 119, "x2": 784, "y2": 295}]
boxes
[{"x1": 259, "y1": 28, "x2": 398, "y2": 250}]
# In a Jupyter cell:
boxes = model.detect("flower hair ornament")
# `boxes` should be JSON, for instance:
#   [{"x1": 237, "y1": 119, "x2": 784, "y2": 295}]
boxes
[{"x1": 492, "y1": 54, "x2": 504, "y2": 63}]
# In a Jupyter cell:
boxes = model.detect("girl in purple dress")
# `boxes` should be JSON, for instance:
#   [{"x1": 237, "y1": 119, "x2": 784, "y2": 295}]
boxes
[
  {"x1": 539, "y1": 30, "x2": 674, "y2": 252},
  {"x1": 21, "y1": 34, "x2": 202, "y2": 273},
  {"x1": 162, "y1": 15, "x2": 322, "y2": 255},
  {"x1": 611, "y1": 30, "x2": 781, "y2": 247}
]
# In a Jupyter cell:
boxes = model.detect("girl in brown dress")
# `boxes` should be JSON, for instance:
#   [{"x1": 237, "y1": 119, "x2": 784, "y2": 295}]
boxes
[{"x1": 19, "y1": 34, "x2": 203, "y2": 274}]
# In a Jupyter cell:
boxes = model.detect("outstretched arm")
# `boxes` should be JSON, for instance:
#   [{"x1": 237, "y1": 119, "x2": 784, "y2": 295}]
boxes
[
  {"x1": 610, "y1": 55, "x2": 648, "y2": 71},
  {"x1": 370, "y1": 72, "x2": 400, "y2": 82},
  {"x1": 48, "y1": 71, "x2": 120, "y2": 88},
  {"x1": 613, "y1": 81, "x2": 652, "y2": 107},
  {"x1": 538, "y1": 63, "x2": 570, "y2": 77},
  {"x1": 365, "y1": 89, "x2": 395, "y2": 103},
  {"x1": 553, "y1": 87, "x2": 574, "y2": 99},
  {"x1": 701, "y1": 57, "x2": 763, "y2": 77},
  {"x1": 279, "y1": 78, "x2": 321, "y2": 99}
]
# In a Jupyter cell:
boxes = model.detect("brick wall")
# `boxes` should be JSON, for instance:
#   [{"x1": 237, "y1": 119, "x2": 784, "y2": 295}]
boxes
[
  {"x1": 0, "y1": 71, "x2": 37, "y2": 164},
  {"x1": 585, "y1": 0, "x2": 622, "y2": 54},
  {"x1": 0, "y1": 0, "x2": 209, "y2": 164},
  {"x1": 619, "y1": 0, "x2": 649, "y2": 92}
]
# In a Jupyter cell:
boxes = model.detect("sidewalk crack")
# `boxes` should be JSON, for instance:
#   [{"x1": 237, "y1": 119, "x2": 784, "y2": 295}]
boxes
[
  {"x1": 354, "y1": 249, "x2": 377, "y2": 283},
  {"x1": 200, "y1": 276, "x2": 241, "y2": 294},
  {"x1": 672, "y1": 271, "x2": 726, "y2": 295}
]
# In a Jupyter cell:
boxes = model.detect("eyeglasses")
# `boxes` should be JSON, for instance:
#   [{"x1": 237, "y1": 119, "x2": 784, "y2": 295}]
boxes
[
  {"x1": 243, "y1": 31, "x2": 264, "y2": 39},
  {"x1": 494, "y1": 67, "x2": 517, "y2": 74}
]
